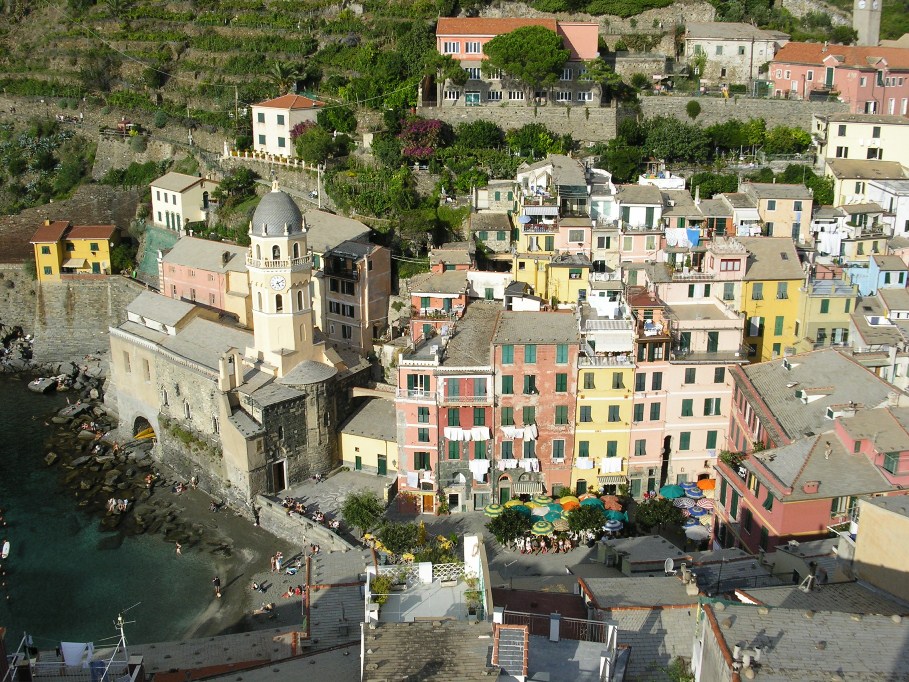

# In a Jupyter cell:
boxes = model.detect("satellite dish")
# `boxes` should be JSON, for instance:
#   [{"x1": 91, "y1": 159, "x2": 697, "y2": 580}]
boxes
[{"x1": 664, "y1": 557, "x2": 676, "y2": 576}]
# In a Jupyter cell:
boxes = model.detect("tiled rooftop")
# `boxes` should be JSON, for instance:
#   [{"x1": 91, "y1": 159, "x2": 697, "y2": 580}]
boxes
[
  {"x1": 339, "y1": 398, "x2": 396, "y2": 442},
  {"x1": 442, "y1": 300, "x2": 499, "y2": 367},
  {"x1": 492, "y1": 311, "x2": 580, "y2": 345},
  {"x1": 581, "y1": 576, "x2": 696, "y2": 609},
  {"x1": 737, "y1": 581, "x2": 909, "y2": 615}
]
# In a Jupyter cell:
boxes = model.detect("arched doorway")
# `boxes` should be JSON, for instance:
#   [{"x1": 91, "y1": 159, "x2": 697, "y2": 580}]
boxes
[
  {"x1": 133, "y1": 416, "x2": 155, "y2": 440},
  {"x1": 498, "y1": 475, "x2": 511, "y2": 504}
]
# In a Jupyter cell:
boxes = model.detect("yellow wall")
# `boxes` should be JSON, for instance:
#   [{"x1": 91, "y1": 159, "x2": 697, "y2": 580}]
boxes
[
  {"x1": 340, "y1": 431, "x2": 395, "y2": 477},
  {"x1": 796, "y1": 292, "x2": 858, "y2": 352},
  {"x1": 33, "y1": 242, "x2": 63, "y2": 282},
  {"x1": 570, "y1": 364, "x2": 633, "y2": 493},
  {"x1": 741, "y1": 279, "x2": 803, "y2": 362},
  {"x1": 512, "y1": 255, "x2": 550, "y2": 298},
  {"x1": 550, "y1": 265, "x2": 590, "y2": 306},
  {"x1": 34, "y1": 235, "x2": 119, "y2": 282}
]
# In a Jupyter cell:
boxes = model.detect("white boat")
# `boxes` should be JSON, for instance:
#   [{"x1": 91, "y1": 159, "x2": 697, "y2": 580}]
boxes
[{"x1": 2, "y1": 540, "x2": 10, "y2": 559}]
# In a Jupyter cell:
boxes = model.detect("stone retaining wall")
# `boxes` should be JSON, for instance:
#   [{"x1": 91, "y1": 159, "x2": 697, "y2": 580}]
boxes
[
  {"x1": 425, "y1": 104, "x2": 619, "y2": 142},
  {"x1": 638, "y1": 96, "x2": 849, "y2": 130},
  {"x1": 256, "y1": 493, "x2": 357, "y2": 553}
]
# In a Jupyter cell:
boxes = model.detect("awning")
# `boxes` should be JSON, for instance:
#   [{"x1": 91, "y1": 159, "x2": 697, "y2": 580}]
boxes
[
  {"x1": 512, "y1": 481, "x2": 544, "y2": 495},
  {"x1": 598, "y1": 475, "x2": 627, "y2": 485},
  {"x1": 523, "y1": 206, "x2": 559, "y2": 216},
  {"x1": 62, "y1": 258, "x2": 87, "y2": 269}
]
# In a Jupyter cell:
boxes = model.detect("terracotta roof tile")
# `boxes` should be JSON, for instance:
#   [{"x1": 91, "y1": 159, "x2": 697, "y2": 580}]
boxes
[
  {"x1": 253, "y1": 94, "x2": 324, "y2": 110},
  {"x1": 29, "y1": 220, "x2": 70, "y2": 243},
  {"x1": 774, "y1": 41, "x2": 909, "y2": 70},
  {"x1": 68, "y1": 224, "x2": 117, "y2": 240},
  {"x1": 436, "y1": 17, "x2": 557, "y2": 36}
]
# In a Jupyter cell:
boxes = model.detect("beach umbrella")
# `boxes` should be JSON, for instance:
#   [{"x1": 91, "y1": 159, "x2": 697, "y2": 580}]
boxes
[
  {"x1": 659, "y1": 484, "x2": 685, "y2": 499},
  {"x1": 518, "y1": 215, "x2": 532, "y2": 224},
  {"x1": 681, "y1": 481, "x2": 699, "y2": 490},
  {"x1": 680, "y1": 508, "x2": 691, "y2": 517},
  {"x1": 604, "y1": 509, "x2": 626, "y2": 521},
  {"x1": 604, "y1": 520, "x2": 623, "y2": 532},
  {"x1": 682, "y1": 518, "x2": 700, "y2": 527},
  {"x1": 552, "y1": 518, "x2": 569, "y2": 532},
  {"x1": 544, "y1": 511, "x2": 562, "y2": 522},
  {"x1": 504, "y1": 499, "x2": 523, "y2": 508},
  {"x1": 701, "y1": 489, "x2": 715, "y2": 500},
  {"x1": 559, "y1": 495, "x2": 580, "y2": 505},
  {"x1": 512, "y1": 504, "x2": 532, "y2": 517},
  {"x1": 483, "y1": 503, "x2": 504, "y2": 518},
  {"x1": 533, "y1": 494, "x2": 552, "y2": 505},
  {"x1": 579, "y1": 493, "x2": 597, "y2": 501},
  {"x1": 547, "y1": 502, "x2": 564, "y2": 513},
  {"x1": 525, "y1": 501, "x2": 540, "y2": 509},
  {"x1": 686, "y1": 488, "x2": 705, "y2": 500},
  {"x1": 532, "y1": 506, "x2": 548, "y2": 517},
  {"x1": 696, "y1": 498, "x2": 715, "y2": 510},
  {"x1": 581, "y1": 497, "x2": 605, "y2": 508},
  {"x1": 673, "y1": 497, "x2": 695, "y2": 508},
  {"x1": 688, "y1": 506, "x2": 707, "y2": 517},
  {"x1": 701, "y1": 515, "x2": 714, "y2": 527},
  {"x1": 685, "y1": 525, "x2": 710, "y2": 541},
  {"x1": 561, "y1": 500, "x2": 580, "y2": 512},
  {"x1": 531, "y1": 520, "x2": 554, "y2": 535},
  {"x1": 697, "y1": 479, "x2": 716, "y2": 491}
]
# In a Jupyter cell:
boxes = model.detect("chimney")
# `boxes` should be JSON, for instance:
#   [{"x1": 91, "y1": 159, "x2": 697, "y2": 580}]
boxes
[
  {"x1": 222, "y1": 251, "x2": 230, "y2": 266},
  {"x1": 824, "y1": 442, "x2": 832, "y2": 460},
  {"x1": 44, "y1": 219, "x2": 50, "y2": 226},
  {"x1": 823, "y1": 41, "x2": 828, "y2": 53},
  {"x1": 694, "y1": 185, "x2": 701, "y2": 206}
]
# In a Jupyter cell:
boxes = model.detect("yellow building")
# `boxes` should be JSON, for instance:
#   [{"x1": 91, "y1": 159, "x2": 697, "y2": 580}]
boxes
[
  {"x1": 30, "y1": 220, "x2": 120, "y2": 282},
  {"x1": 795, "y1": 277, "x2": 859, "y2": 352},
  {"x1": 549, "y1": 254, "x2": 591, "y2": 306},
  {"x1": 339, "y1": 398, "x2": 397, "y2": 481},
  {"x1": 739, "y1": 237, "x2": 805, "y2": 362},
  {"x1": 570, "y1": 361, "x2": 634, "y2": 496}
]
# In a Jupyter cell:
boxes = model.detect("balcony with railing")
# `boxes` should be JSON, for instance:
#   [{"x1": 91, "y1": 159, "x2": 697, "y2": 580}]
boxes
[
  {"x1": 323, "y1": 264, "x2": 360, "y2": 281},
  {"x1": 521, "y1": 223, "x2": 558, "y2": 234},
  {"x1": 395, "y1": 388, "x2": 437, "y2": 400},
  {"x1": 670, "y1": 343, "x2": 751, "y2": 364},
  {"x1": 411, "y1": 306, "x2": 460, "y2": 320},
  {"x1": 635, "y1": 318, "x2": 671, "y2": 340},
  {"x1": 246, "y1": 255, "x2": 312, "y2": 270},
  {"x1": 439, "y1": 392, "x2": 492, "y2": 405},
  {"x1": 578, "y1": 353, "x2": 634, "y2": 367}
]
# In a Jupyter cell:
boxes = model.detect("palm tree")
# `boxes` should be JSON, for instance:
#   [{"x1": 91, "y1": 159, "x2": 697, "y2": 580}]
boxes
[{"x1": 269, "y1": 61, "x2": 301, "y2": 96}]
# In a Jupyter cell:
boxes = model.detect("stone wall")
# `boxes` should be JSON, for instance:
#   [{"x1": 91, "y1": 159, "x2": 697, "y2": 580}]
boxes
[
  {"x1": 425, "y1": 103, "x2": 619, "y2": 142},
  {"x1": 256, "y1": 493, "x2": 357, "y2": 552},
  {"x1": 0, "y1": 265, "x2": 148, "y2": 363},
  {"x1": 638, "y1": 96, "x2": 850, "y2": 129}
]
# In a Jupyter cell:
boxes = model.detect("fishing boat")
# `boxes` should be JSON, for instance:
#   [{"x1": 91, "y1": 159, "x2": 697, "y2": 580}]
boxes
[{"x1": 2, "y1": 539, "x2": 10, "y2": 559}]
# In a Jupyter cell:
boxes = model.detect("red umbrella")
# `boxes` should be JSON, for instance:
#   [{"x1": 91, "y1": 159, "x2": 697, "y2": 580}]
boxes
[{"x1": 600, "y1": 495, "x2": 623, "y2": 511}]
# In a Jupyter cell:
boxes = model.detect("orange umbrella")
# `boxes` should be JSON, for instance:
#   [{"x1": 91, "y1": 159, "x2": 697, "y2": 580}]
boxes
[
  {"x1": 600, "y1": 495, "x2": 623, "y2": 511},
  {"x1": 697, "y1": 479, "x2": 716, "y2": 491},
  {"x1": 578, "y1": 493, "x2": 597, "y2": 501},
  {"x1": 561, "y1": 500, "x2": 580, "y2": 511}
]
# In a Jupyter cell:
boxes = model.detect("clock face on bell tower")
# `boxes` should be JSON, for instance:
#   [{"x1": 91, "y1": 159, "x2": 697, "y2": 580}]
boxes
[{"x1": 270, "y1": 275, "x2": 286, "y2": 291}]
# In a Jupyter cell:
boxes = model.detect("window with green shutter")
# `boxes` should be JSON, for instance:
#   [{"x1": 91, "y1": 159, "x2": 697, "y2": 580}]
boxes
[
  {"x1": 448, "y1": 441, "x2": 460, "y2": 459},
  {"x1": 418, "y1": 407, "x2": 429, "y2": 423},
  {"x1": 634, "y1": 439, "x2": 646, "y2": 456},
  {"x1": 759, "y1": 526, "x2": 769, "y2": 551},
  {"x1": 820, "y1": 299, "x2": 830, "y2": 314},
  {"x1": 502, "y1": 344, "x2": 514, "y2": 364},
  {"x1": 501, "y1": 441, "x2": 513, "y2": 459},
  {"x1": 720, "y1": 478, "x2": 727, "y2": 506},
  {"x1": 473, "y1": 407, "x2": 485, "y2": 426},
  {"x1": 635, "y1": 373, "x2": 646, "y2": 391},
  {"x1": 682, "y1": 399, "x2": 693, "y2": 417},
  {"x1": 418, "y1": 428, "x2": 430, "y2": 442},
  {"x1": 606, "y1": 441, "x2": 617, "y2": 457},
  {"x1": 679, "y1": 432, "x2": 691, "y2": 450},
  {"x1": 763, "y1": 492, "x2": 774, "y2": 511},
  {"x1": 421, "y1": 296, "x2": 430, "y2": 308},
  {"x1": 714, "y1": 367, "x2": 725, "y2": 383},
  {"x1": 552, "y1": 440, "x2": 565, "y2": 459},
  {"x1": 580, "y1": 406, "x2": 592, "y2": 422},
  {"x1": 556, "y1": 344, "x2": 568, "y2": 364},
  {"x1": 524, "y1": 375, "x2": 537, "y2": 394},
  {"x1": 730, "y1": 490, "x2": 740, "y2": 518},
  {"x1": 578, "y1": 441, "x2": 589, "y2": 457},
  {"x1": 414, "y1": 451, "x2": 430, "y2": 469},
  {"x1": 501, "y1": 375, "x2": 513, "y2": 394},
  {"x1": 774, "y1": 316, "x2": 784, "y2": 336},
  {"x1": 523, "y1": 440, "x2": 536, "y2": 458},
  {"x1": 634, "y1": 404, "x2": 644, "y2": 422},
  {"x1": 501, "y1": 407, "x2": 514, "y2": 426},
  {"x1": 448, "y1": 408, "x2": 460, "y2": 427},
  {"x1": 523, "y1": 406, "x2": 535, "y2": 424},
  {"x1": 612, "y1": 372, "x2": 624, "y2": 389},
  {"x1": 449, "y1": 380, "x2": 460, "y2": 397},
  {"x1": 475, "y1": 440, "x2": 487, "y2": 459},
  {"x1": 650, "y1": 402, "x2": 661, "y2": 421},
  {"x1": 555, "y1": 405, "x2": 569, "y2": 425},
  {"x1": 524, "y1": 344, "x2": 537, "y2": 363},
  {"x1": 706, "y1": 430, "x2": 717, "y2": 449},
  {"x1": 608, "y1": 405, "x2": 620, "y2": 422},
  {"x1": 555, "y1": 373, "x2": 568, "y2": 392},
  {"x1": 583, "y1": 372, "x2": 596, "y2": 389},
  {"x1": 685, "y1": 368, "x2": 696, "y2": 384}
]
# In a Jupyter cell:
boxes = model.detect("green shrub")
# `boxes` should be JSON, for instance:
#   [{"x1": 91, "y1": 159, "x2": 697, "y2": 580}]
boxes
[
  {"x1": 153, "y1": 110, "x2": 168, "y2": 128},
  {"x1": 129, "y1": 135, "x2": 148, "y2": 153}
]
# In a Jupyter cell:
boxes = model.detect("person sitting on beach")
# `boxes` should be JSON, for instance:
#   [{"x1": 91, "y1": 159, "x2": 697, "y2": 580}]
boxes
[
  {"x1": 210, "y1": 501, "x2": 219, "y2": 513},
  {"x1": 174, "y1": 482, "x2": 187, "y2": 495},
  {"x1": 117, "y1": 499, "x2": 129, "y2": 512},
  {"x1": 329, "y1": 519, "x2": 340, "y2": 531},
  {"x1": 107, "y1": 498, "x2": 116, "y2": 513},
  {"x1": 251, "y1": 581, "x2": 266, "y2": 593}
]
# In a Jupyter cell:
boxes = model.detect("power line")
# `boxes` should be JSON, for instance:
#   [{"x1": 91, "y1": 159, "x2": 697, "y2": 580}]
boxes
[{"x1": 46, "y1": 3, "x2": 417, "y2": 113}]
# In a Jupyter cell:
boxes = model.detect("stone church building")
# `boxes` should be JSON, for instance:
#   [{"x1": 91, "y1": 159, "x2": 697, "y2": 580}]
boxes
[{"x1": 106, "y1": 184, "x2": 370, "y2": 511}]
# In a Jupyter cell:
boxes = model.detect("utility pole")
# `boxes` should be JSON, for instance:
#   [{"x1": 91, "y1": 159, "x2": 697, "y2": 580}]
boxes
[
  {"x1": 317, "y1": 163, "x2": 324, "y2": 210},
  {"x1": 234, "y1": 86, "x2": 239, "y2": 129}
]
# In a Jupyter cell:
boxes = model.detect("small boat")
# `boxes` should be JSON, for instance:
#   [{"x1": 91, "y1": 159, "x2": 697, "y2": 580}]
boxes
[
  {"x1": 28, "y1": 377, "x2": 56, "y2": 394},
  {"x1": 135, "y1": 428, "x2": 156, "y2": 440},
  {"x1": 1, "y1": 540, "x2": 9, "y2": 559}
]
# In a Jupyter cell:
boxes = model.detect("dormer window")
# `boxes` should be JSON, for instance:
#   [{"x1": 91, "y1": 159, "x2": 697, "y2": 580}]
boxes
[{"x1": 825, "y1": 407, "x2": 835, "y2": 419}]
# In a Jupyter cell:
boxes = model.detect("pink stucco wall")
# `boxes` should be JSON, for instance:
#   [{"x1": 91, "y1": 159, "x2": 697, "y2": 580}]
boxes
[
  {"x1": 162, "y1": 264, "x2": 227, "y2": 309},
  {"x1": 771, "y1": 60, "x2": 909, "y2": 115}
]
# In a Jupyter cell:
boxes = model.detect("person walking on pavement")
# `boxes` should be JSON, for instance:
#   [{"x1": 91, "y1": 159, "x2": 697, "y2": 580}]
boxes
[
  {"x1": 212, "y1": 576, "x2": 222, "y2": 598},
  {"x1": 175, "y1": 542, "x2": 182, "y2": 556}
]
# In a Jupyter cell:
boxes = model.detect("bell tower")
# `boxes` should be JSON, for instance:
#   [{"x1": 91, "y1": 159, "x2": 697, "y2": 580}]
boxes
[
  {"x1": 853, "y1": 0, "x2": 882, "y2": 47},
  {"x1": 245, "y1": 181, "x2": 315, "y2": 377}
]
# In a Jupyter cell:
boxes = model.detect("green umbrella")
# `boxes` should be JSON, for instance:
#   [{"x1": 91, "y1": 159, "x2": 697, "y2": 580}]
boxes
[
  {"x1": 581, "y1": 497, "x2": 605, "y2": 508},
  {"x1": 484, "y1": 503, "x2": 504, "y2": 517},
  {"x1": 512, "y1": 504, "x2": 532, "y2": 517},
  {"x1": 547, "y1": 502, "x2": 563, "y2": 513},
  {"x1": 660, "y1": 484, "x2": 685, "y2": 499},
  {"x1": 531, "y1": 520, "x2": 554, "y2": 535},
  {"x1": 532, "y1": 494, "x2": 552, "y2": 505},
  {"x1": 604, "y1": 509, "x2": 627, "y2": 521},
  {"x1": 544, "y1": 511, "x2": 562, "y2": 523}
]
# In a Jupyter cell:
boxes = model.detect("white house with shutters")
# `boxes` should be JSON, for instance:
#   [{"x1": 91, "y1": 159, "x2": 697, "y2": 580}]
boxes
[
  {"x1": 150, "y1": 172, "x2": 220, "y2": 232},
  {"x1": 251, "y1": 94, "x2": 324, "y2": 157}
]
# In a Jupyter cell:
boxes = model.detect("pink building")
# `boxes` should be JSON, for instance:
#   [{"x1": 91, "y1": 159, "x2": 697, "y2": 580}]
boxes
[
  {"x1": 771, "y1": 42, "x2": 909, "y2": 115},
  {"x1": 158, "y1": 237, "x2": 251, "y2": 325},
  {"x1": 408, "y1": 271, "x2": 470, "y2": 345},
  {"x1": 425, "y1": 18, "x2": 599, "y2": 107}
]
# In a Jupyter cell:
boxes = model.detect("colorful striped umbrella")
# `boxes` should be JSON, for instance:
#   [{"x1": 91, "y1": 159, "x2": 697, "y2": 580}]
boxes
[
  {"x1": 504, "y1": 499, "x2": 523, "y2": 508},
  {"x1": 696, "y1": 498, "x2": 715, "y2": 510},
  {"x1": 680, "y1": 508, "x2": 692, "y2": 517},
  {"x1": 552, "y1": 518, "x2": 569, "y2": 532},
  {"x1": 531, "y1": 520, "x2": 554, "y2": 535},
  {"x1": 604, "y1": 520, "x2": 623, "y2": 532},
  {"x1": 559, "y1": 496, "x2": 580, "y2": 505},
  {"x1": 686, "y1": 488, "x2": 705, "y2": 500},
  {"x1": 688, "y1": 506, "x2": 707, "y2": 517},
  {"x1": 533, "y1": 494, "x2": 552, "y2": 505},
  {"x1": 681, "y1": 482, "x2": 699, "y2": 490},
  {"x1": 682, "y1": 518, "x2": 700, "y2": 527},
  {"x1": 532, "y1": 506, "x2": 548, "y2": 517},
  {"x1": 483, "y1": 503, "x2": 504, "y2": 517},
  {"x1": 673, "y1": 497, "x2": 695, "y2": 508},
  {"x1": 697, "y1": 478, "x2": 716, "y2": 491}
]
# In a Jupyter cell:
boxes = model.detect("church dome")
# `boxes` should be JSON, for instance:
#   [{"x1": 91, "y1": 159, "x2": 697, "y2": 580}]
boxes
[{"x1": 250, "y1": 182, "x2": 303, "y2": 237}]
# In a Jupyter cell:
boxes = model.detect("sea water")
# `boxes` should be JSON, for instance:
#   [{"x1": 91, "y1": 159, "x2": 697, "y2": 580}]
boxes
[{"x1": 0, "y1": 376, "x2": 217, "y2": 647}]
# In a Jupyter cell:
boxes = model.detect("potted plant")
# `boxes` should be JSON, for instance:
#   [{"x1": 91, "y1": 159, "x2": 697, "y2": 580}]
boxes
[
  {"x1": 390, "y1": 568, "x2": 409, "y2": 591},
  {"x1": 371, "y1": 573, "x2": 393, "y2": 606},
  {"x1": 464, "y1": 573, "x2": 482, "y2": 616}
]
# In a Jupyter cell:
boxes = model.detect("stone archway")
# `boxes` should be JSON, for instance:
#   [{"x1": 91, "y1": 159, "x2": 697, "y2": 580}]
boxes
[{"x1": 133, "y1": 416, "x2": 155, "y2": 440}]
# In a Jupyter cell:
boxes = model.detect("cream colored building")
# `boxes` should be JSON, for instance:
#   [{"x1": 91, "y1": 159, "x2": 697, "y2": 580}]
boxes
[
  {"x1": 151, "y1": 172, "x2": 219, "y2": 232},
  {"x1": 685, "y1": 22, "x2": 789, "y2": 84},
  {"x1": 850, "y1": 496, "x2": 909, "y2": 603},
  {"x1": 251, "y1": 94, "x2": 324, "y2": 158},
  {"x1": 814, "y1": 113, "x2": 909, "y2": 166},
  {"x1": 339, "y1": 398, "x2": 397, "y2": 479},
  {"x1": 825, "y1": 158, "x2": 909, "y2": 205}
]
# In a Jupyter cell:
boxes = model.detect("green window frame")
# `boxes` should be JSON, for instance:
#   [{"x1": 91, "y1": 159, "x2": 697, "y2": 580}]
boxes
[
  {"x1": 679, "y1": 432, "x2": 691, "y2": 450},
  {"x1": 448, "y1": 408, "x2": 460, "y2": 427},
  {"x1": 448, "y1": 441, "x2": 460, "y2": 459},
  {"x1": 634, "y1": 404, "x2": 644, "y2": 422},
  {"x1": 474, "y1": 440, "x2": 487, "y2": 459},
  {"x1": 763, "y1": 492, "x2": 774, "y2": 511},
  {"x1": 634, "y1": 439, "x2": 646, "y2": 456},
  {"x1": 607, "y1": 405, "x2": 619, "y2": 422},
  {"x1": 522, "y1": 406, "x2": 535, "y2": 424},
  {"x1": 420, "y1": 296, "x2": 430, "y2": 308},
  {"x1": 720, "y1": 478, "x2": 727, "y2": 506},
  {"x1": 883, "y1": 452, "x2": 900, "y2": 474},
  {"x1": 40, "y1": 245, "x2": 50, "y2": 254},
  {"x1": 556, "y1": 344, "x2": 568, "y2": 364},
  {"x1": 774, "y1": 316, "x2": 784, "y2": 336},
  {"x1": 578, "y1": 441, "x2": 589, "y2": 458},
  {"x1": 501, "y1": 407, "x2": 514, "y2": 426},
  {"x1": 580, "y1": 406, "x2": 592, "y2": 422},
  {"x1": 606, "y1": 441, "x2": 617, "y2": 457},
  {"x1": 473, "y1": 407, "x2": 485, "y2": 426},
  {"x1": 650, "y1": 402, "x2": 661, "y2": 421},
  {"x1": 730, "y1": 490, "x2": 740, "y2": 518},
  {"x1": 524, "y1": 344, "x2": 537, "y2": 363},
  {"x1": 552, "y1": 439, "x2": 565, "y2": 459},
  {"x1": 417, "y1": 428, "x2": 430, "y2": 443},
  {"x1": 555, "y1": 373, "x2": 568, "y2": 392},
  {"x1": 555, "y1": 405, "x2": 569, "y2": 425},
  {"x1": 844, "y1": 299, "x2": 851, "y2": 313},
  {"x1": 752, "y1": 283, "x2": 763, "y2": 301},
  {"x1": 449, "y1": 380, "x2": 460, "y2": 398},
  {"x1": 502, "y1": 344, "x2": 514, "y2": 364},
  {"x1": 714, "y1": 367, "x2": 725, "y2": 383},
  {"x1": 501, "y1": 441, "x2": 513, "y2": 459},
  {"x1": 682, "y1": 399, "x2": 693, "y2": 417},
  {"x1": 759, "y1": 526, "x2": 769, "y2": 551},
  {"x1": 685, "y1": 368, "x2": 696, "y2": 384},
  {"x1": 612, "y1": 372, "x2": 625, "y2": 389},
  {"x1": 523, "y1": 440, "x2": 536, "y2": 458},
  {"x1": 418, "y1": 407, "x2": 430, "y2": 423},
  {"x1": 414, "y1": 451, "x2": 430, "y2": 469},
  {"x1": 820, "y1": 299, "x2": 830, "y2": 314},
  {"x1": 777, "y1": 282, "x2": 788, "y2": 300},
  {"x1": 652, "y1": 372, "x2": 663, "y2": 390},
  {"x1": 523, "y1": 375, "x2": 537, "y2": 394},
  {"x1": 43, "y1": 266, "x2": 52, "y2": 275},
  {"x1": 501, "y1": 375, "x2": 513, "y2": 394},
  {"x1": 706, "y1": 430, "x2": 718, "y2": 449},
  {"x1": 635, "y1": 373, "x2": 646, "y2": 391},
  {"x1": 584, "y1": 373, "x2": 596, "y2": 389}
]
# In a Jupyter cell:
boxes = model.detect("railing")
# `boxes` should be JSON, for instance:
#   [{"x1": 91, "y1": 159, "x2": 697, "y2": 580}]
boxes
[
  {"x1": 521, "y1": 194, "x2": 558, "y2": 206},
  {"x1": 502, "y1": 610, "x2": 610, "y2": 643},
  {"x1": 590, "y1": 272, "x2": 621, "y2": 282},
  {"x1": 439, "y1": 393, "x2": 492, "y2": 405},
  {"x1": 669, "y1": 344, "x2": 751, "y2": 363},
  {"x1": 246, "y1": 255, "x2": 312, "y2": 269},
  {"x1": 412, "y1": 307, "x2": 459, "y2": 320},
  {"x1": 522, "y1": 224, "x2": 557, "y2": 234},
  {"x1": 636, "y1": 320, "x2": 670, "y2": 338},
  {"x1": 395, "y1": 389, "x2": 437, "y2": 400},
  {"x1": 578, "y1": 354, "x2": 633, "y2": 367},
  {"x1": 671, "y1": 271, "x2": 715, "y2": 281},
  {"x1": 324, "y1": 267, "x2": 360, "y2": 281},
  {"x1": 432, "y1": 562, "x2": 466, "y2": 582}
]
